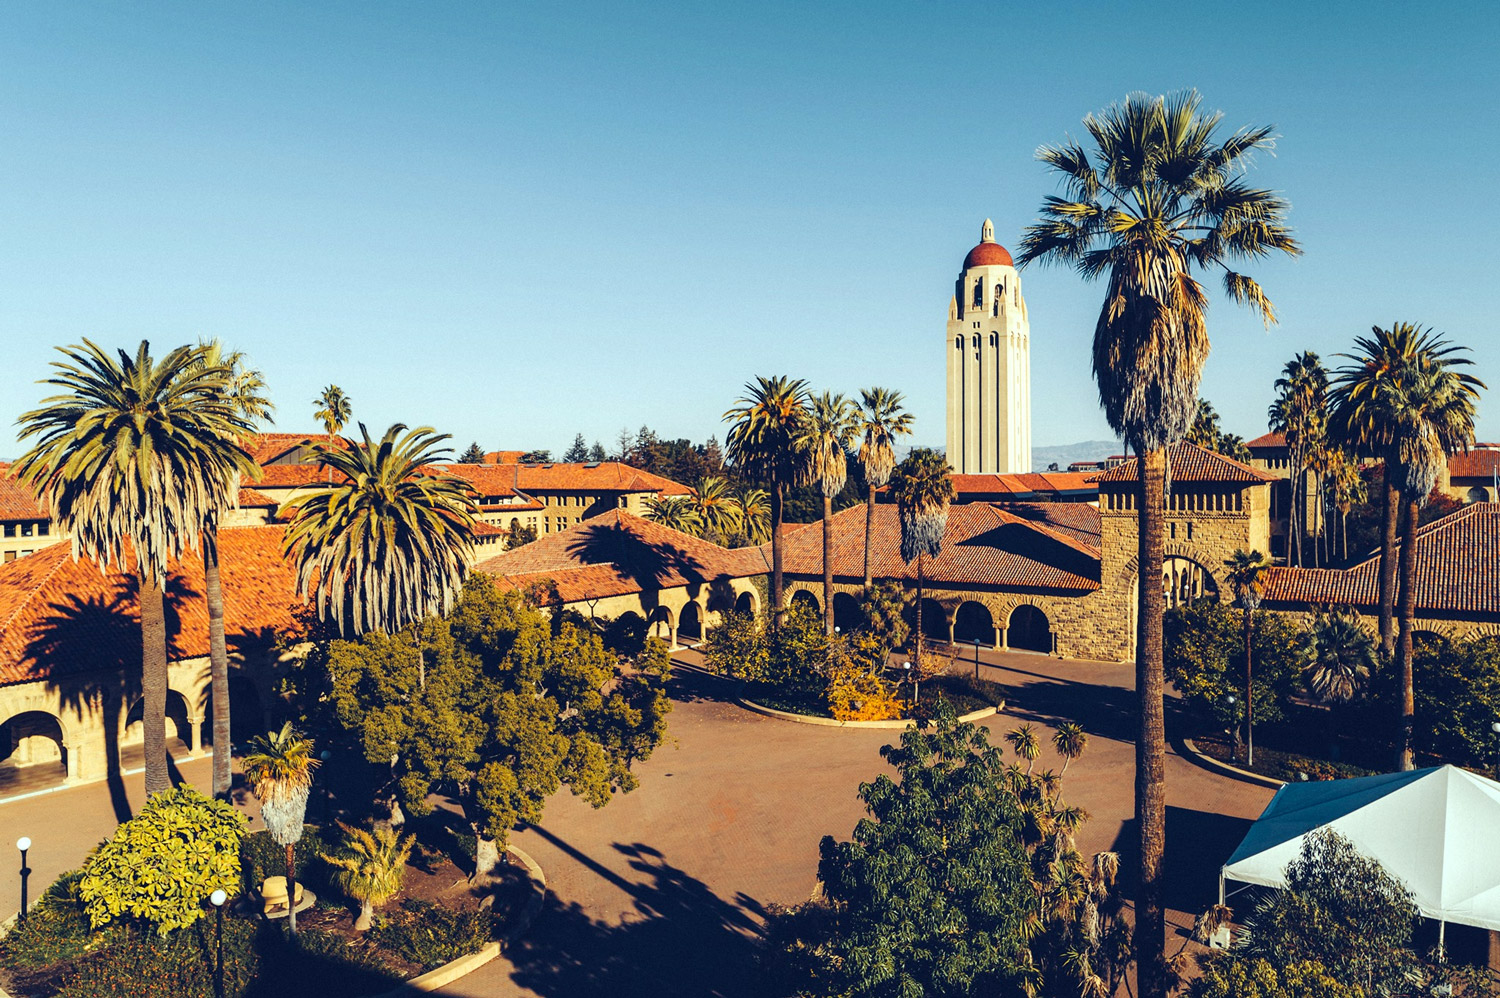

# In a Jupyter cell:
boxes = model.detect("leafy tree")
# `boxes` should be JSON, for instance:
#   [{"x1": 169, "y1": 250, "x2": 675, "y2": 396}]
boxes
[
  {"x1": 724, "y1": 376, "x2": 810, "y2": 627},
  {"x1": 702, "y1": 609, "x2": 769, "y2": 681},
  {"x1": 505, "y1": 521, "x2": 538, "y2": 549},
  {"x1": 1409, "y1": 636, "x2": 1500, "y2": 768},
  {"x1": 519, "y1": 449, "x2": 551, "y2": 463},
  {"x1": 1223, "y1": 549, "x2": 1271, "y2": 765},
  {"x1": 891, "y1": 448, "x2": 954, "y2": 670},
  {"x1": 322, "y1": 574, "x2": 671, "y2": 881},
  {"x1": 321, "y1": 821, "x2": 415, "y2": 931},
  {"x1": 1240, "y1": 830, "x2": 1418, "y2": 995},
  {"x1": 458, "y1": 441, "x2": 485, "y2": 464},
  {"x1": 1017, "y1": 92, "x2": 1300, "y2": 997},
  {"x1": 1189, "y1": 956, "x2": 1364, "y2": 998},
  {"x1": 79, "y1": 785, "x2": 245, "y2": 935},
  {"x1": 858, "y1": 581, "x2": 910, "y2": 652},
  {"x1": 1164, "y1": 599, "x2": 1304, "y2": 736},
  {"x1": 563, "y1": 433, "x2": 590, "y2": 462},
  {"x1": 243, "y1": 723, "x2": 320, "y2": 935},
  {"x1": 1300, "y1": 613, "x2": 1376, "y2": 704},
  {"x1": 854, "y1": 388, "x2": 913, "y2": 591},
  {"x1": 15, "y1": 340, "x2": 257, "y2": 797},
  {"x1": 799, "y1": 392, "x2": 859, "y2": 634}
]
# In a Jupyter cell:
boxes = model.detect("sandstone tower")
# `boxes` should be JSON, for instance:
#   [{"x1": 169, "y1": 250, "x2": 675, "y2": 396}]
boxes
[{"x1": 945, "y1": 219, "x2": 1031, "y2": 473}]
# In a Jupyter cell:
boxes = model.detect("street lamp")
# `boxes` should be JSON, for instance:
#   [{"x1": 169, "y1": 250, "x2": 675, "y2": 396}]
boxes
[
  {"x1": 902, "y1": 661, "x2": 918, "y2": 706},
  {"x1": 210, "y1": 888, "x2": 227, "y2": 998},
  {"x1": 16, "y1": 836, "x2": 30, "y2": 924},
  {"x1": 319, "y1": 749, "x2": 333, "y2": 822},
  {"x1": 1224, "y1": 694, "x2": 1239, "y2": 764},
  {"x1": 968, "y1": 637, "x2": 984, "y2": 679},
  {"x1": 1491, "y1": 721, "x2": 1500, "y2": 778}
]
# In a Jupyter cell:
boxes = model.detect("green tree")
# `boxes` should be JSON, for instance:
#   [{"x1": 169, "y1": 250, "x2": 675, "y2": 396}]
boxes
[
  {"x1": 242, "y1": 723, "x2": 320, "y2": 935},
  {"x1": 505, "y1": 521, "x2": 538, "y2": 549},
  {"x1": 854, "y1": 388, "x2": 914, "y2": 591},
  {"x1": 563, "y1": 433, "x2": 590, "y2": 462},
  {"x1": 458, "y1": 441, "x2": 485, "y2": 464},
  {"x1": 1300, "y1": 613, "x2": 1376, "y2": 704},
  {"x1": 78, "y1": 785, "x2": 245, "y2": 935},
  {"x1": 1410, "y1": 636, "x2": 1500, "y2": 768},
  {"x1": 800, "y1": 392, "x2": 858, "y2": 635},
  {"x1": 312, "y1": 384, "x2": 352, "y2": 482},
  {"x1": 15, "y1": 340, "x2": 256, "y2": 797},
  {"x1": 1189, "y1": 956, "x2": 1364, "y2": 998},
  {"x1": 724, "y1": 376, "x2": 810, "y2": 627},
  {"x1": 736, "y1": 487, "x2": 770, "y2": 545},
  {"x1": 641, "y1": 494, "x2": 702, "y2": 535},
  {"x1": 1017, "y1": 92, "x2": 1300, "y2": 995},
  {"x1": 1164, "y1": 599, "x2": 1304, "y2": 742},
  {"x1": 519, "y1": 448, "x2": 551, "y2": 463},
  {"x1": 891, "y1": 448, "x2": 953, "y2": 670},
  {"x1": 321, "y1": 821, "x2": 415, "y2": 931},
  {"x1": 1223, "y1": 549, "x2": 1271, "y2": 765},
  {"x1": 589, "y1": 441, "x2": 607, "y2": 462},
  {"x1": 323, "y1": 575, "x2": 672, "y2": 881},
  {"x1": 688, "y1": 475, "x2": 743, "y2": 545},
  {"x1": 1269, "y1": 353, "x2": 1328, "y2": 568}
]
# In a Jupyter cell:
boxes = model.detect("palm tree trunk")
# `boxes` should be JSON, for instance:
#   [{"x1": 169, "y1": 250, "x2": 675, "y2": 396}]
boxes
[
  {"x1": 355, "y1": 899, "x2": 373, "y2": 932},
  {"x1": 139, "y1": 575, "x2": 171, "y2": 799},
  {"x1": 1378, "y1": 477, "x2": 1400, "y2": 658},
  {"x1": 863, "y1": 483, "x2": 876, "y2": 593},
  {"x1": 1396, "y1": 497, "x2": 1419, "y2": 771},
  {"x1": 285, "y1": 841, "x2": 299, "y2": 935},
  {"x1": 914, "y1": 553, "x2": 924, "y2": 671},
  {"x1": 204, "y1": 521, "x2": 232, "y2": 800},
  {"x1": 1135, "y1": 447, "x2": 1168, "y2": 998},
  {"x1": 822, "y1": 494, "x2": 835, "y2": 636},
  {"x1": 1243, "y1": 608, "x2": 1254, "y2": 768},
  {"x1": 770, "y1": 479, "x2": 785, "y2": 632}
]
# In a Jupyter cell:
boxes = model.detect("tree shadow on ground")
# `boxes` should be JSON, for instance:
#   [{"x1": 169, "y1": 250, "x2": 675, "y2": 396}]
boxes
[
  {"x1": 665, "y1": 662, "x2": 746, "y2": 706},
  {"x1": 505, "y1": 827, "x2": 766, "y2": 997},
  {"x1": 1110, "y1": 806, "x2": 1256, "y2": 921}
]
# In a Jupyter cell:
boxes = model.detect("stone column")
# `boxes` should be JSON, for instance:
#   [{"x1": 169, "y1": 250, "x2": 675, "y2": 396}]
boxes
[
  {"x1": 188, "y1": 711, "x2": 204, "y2": 755},
  {"x1": 63, "y1": 741, "x2": 80, "y2": 785},
  {"x1": 1000, "y1": 627, "x2": 1009, "y2": 651}
]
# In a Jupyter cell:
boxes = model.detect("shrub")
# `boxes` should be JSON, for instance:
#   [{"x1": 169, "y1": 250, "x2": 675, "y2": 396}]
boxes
[
  {"x1": 1189, "y1": 955, "x2": 1365, "y2": 998},
  {"x1": 370, "y1": 898, "x2": 494, "y2": 970},
  {"x1": 0, "y1": 870, "x2": 96, "y2": 971},
  {"x1": 1164, "y1": 600, "x2": 1304, "y2": 727},
  {"x1": 1409, "y1": 635, "x2": 1500, "y2": 766},
  {"x1": 239, "y1": 825, "x2": 333, "y2": 902},
  {"x1": 79, "y1": 785, "x2": 245, "y2": 935}
]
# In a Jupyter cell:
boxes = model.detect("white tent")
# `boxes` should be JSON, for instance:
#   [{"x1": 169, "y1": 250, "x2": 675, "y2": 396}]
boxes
[{"x1": 1221, "y1": 765, "x2": 1500, "y2": 936}]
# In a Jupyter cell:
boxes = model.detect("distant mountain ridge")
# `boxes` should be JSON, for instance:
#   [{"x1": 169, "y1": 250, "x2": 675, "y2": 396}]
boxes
[{"x1": 1030, "y1": 440, "x2": 1122, "y2": 472}]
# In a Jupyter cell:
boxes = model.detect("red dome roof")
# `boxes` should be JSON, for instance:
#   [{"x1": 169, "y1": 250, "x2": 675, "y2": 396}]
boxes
[{"x1": 963, "y1": 241, "x2": 1014, "y2": 269}]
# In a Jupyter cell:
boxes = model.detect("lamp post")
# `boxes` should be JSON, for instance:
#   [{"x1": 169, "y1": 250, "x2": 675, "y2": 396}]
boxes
[
  {"x1": 1491, "y1": 721, "x2": 1500, "y2": 778},
  {"x1": 210, "y1": 888, "x2": 227, "y2": 998},
  {"x1": 319, "y1": 749, "x2": 333, "y2": 823},
  {"x1": 969, "y1": 637, "x2": 983, "y2": 679},
  {"x1": 902, "y1": 661, "x2": 918, "y2": 707},
  {"x1": 16, "y1": 836, "x2": 30, "y2": 924},
  {"x1": 1224, "y1": 694, "x2": 1238, "y2": 764}
]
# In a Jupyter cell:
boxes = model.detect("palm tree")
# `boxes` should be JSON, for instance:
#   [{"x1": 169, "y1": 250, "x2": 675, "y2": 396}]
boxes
[
  {"x1": 1008, "y1": 723, "x2": 1042, "y2": 774},
  {"x1": 689, "y1": 475, "x2": 743, "y2": 545},
  {"x1": 1016, "y1": 91, "x2": 1300, "y2": 998},
  {"x1": 723, "y1": 376, "x2": 810, "y2": 628},
  {"x1": 642, "y1": 494, "x2": 702, "y2": 535},
  {"x1": 1185, "y1": 399, "x2": 1221, "y2": 450},
  {"x1": 1268, "y1": 353, "x2": 1327, "y2": 568},
  {"x1": 243, "y1": 723, "x2": 320, "y2": 935},
  {"x1": 1222, "y1": 549, "x2": 1270, "y2": 766},
  {"x1": 283, "y1": 423, "x2": 477, "y2": 647},
  {"x1": 1325, "y1": 449, "x2": 1366, "y2": 562},
  {"x1": 1301, "y1": 613, "x2": 1376, "y2": 704},
  {"x1": 14, "y1": 341, "x2": 255, "y2": 798},
  {"x1": 890, "y1": 448, "x2": 954, "y2": 670},
  {"x1": 312, "y1": 385, "x2": 352, "y2": 480},
  {"x1": 1382, "y1": 358, "x2": 1482, "y2": 769},
  {"x1": 187, "y1": 341, "x2": 274, "y2": 800},
  {"x1": 799, "y1": 392, "x2": 858, "y2": 634},
  {"x1": 321, "y1": 821, "x2": 415, "y2": 931},
  {"x1": 854, "y1": 388, "x2": 913, "y2": 591},
  {"x1": 1052, "y1": 722, "x2": 1088, "y2": 773},
  {"x1": 736, "y1": 487, "x2": 771, "y2": 546}
]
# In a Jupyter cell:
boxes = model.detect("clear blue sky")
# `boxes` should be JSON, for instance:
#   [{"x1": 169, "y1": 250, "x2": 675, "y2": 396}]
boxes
[{"x1": 2, "y1": 1, "x2": 1496, "y2": 461}]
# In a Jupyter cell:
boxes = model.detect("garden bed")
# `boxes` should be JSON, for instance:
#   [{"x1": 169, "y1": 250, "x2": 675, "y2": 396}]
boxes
[
  {"x1": 744, "y1": 672, "x2": 1005, "y2": 721},
  {"x1": 0, "y1": 821, "x2": 529, "y2": 998},
  {"x1": 1191, "y1": 731, "x2": 1378, "y2": 783}
]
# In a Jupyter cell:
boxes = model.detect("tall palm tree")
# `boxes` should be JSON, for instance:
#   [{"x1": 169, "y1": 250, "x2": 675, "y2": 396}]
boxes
[
  {"x1": 14, "y1": 341, "x2": 254, "y2": 797},
  {"x1": 799, "y1": 392, "x2": 858, "y2": 634},
  {"x1": 736, "y1": 487, "x2": 771, "y2": 546},
  {"x1": 187, "y1": 341, "x2": 274, "y2": 800},
  {"x1": 723, "y1": 376, "x2": 810, "y2": 628},
  {"x1": 891, "y1": 448, "x2": 954, "y2": 670},
  {"x1": 1268, "y1": 353, "x2": 1327, "y2": 567},
  {"x1": 1016, "y1": 91, "x2": 1300, "y2": 998},
  {"x1": 282, "y1": 423, "x2": 477, "y2": 693},
  {"x1": 243, "y1": 722, "x2": 320, "y2": 935},
  {"x1": 854, "y1": 388, "x2": 914, "y2": 591},
  {"x1": 1381, "y1": 358, "x2": 1482, "y2": 769},
  {"x1": 689, "y1": 475, "x2": 743, "y2": 545},
  {"x1": 312, "y1": 385, "x2": 352, "y2": 481},
  {"x1": 642, "y1": 494, "x2": 702, "y2": 535},
  {"x1": 1328, "y1": 324, "x2": 1478, "y2": 657},
  {"x1": 1325, "y1": 449, "x2": 1365, "y2": 562},
  {"x1": 1301, "y1": 613, "x2": 1376, "y2": 704},
  {"x1": 1222, "y1": 549, "x2": 1270, "y2": 766}
]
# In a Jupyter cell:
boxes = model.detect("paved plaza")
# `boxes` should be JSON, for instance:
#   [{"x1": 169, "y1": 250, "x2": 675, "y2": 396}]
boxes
[{"x1": 0, "y1": 647, "x2": 1274, "y2": 997}]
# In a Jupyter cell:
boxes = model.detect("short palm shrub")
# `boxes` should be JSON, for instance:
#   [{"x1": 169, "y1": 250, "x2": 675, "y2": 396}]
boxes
[
  {"x1": 239, "y1": 826, "x2": 332, "y2": 901},
  {"x1": 78, "y1": 785, "x2": 245, "y2": 935},
  {"x1": 321, "y1": 821, "x2": 416, "y2": 930}
]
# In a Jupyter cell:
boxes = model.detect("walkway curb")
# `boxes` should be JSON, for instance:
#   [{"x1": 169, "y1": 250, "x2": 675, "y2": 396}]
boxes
[
  {"x1": 1181, "y1": 738, "x2": 1286, "y2": 789},
  {"x1": 738, "y1": 698, "x2": 999, "y2": 729},
  {"x1": 370, "y1": 842, "x2": 547, "y2": 997}
]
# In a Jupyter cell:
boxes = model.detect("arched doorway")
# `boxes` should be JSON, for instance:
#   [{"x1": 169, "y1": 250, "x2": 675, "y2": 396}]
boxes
[
  {"x1": 124, "y1": 690, "x2": 194, "y2": 757},
  {"x1": 734, "y1": 591, "x2": 757, "y2": 616},
  {"x1": 919, "y1": 598, "x2": 949, "y2": 644},
  {"x1": 1008, "y1": 604, "x2": 1053, "y2": 654},
  {"x1": 953, "y1": 601, "x2": 996, "y2": 647},
  {"x1": 647, "y1": 606, "x2": 675, "y2": 646},
  {"x1": 832, "y1": 592, "x2": 864, "y2": 634},
  {"x1": 0, "y1": 710, "x2": 68, "y2": 793},
  {"x1": 1163, "y1": 557, "x2": 1219, "y2": 609},
  {"x1": 790, "y1": 590, "x2": 820, "y2": 616},
  {"x1": 1467, "y1": 487, "x2": 1491, "y2": 504},
  {"x1": 678, "y1": 602, "x2": 703, "y2": 643}
]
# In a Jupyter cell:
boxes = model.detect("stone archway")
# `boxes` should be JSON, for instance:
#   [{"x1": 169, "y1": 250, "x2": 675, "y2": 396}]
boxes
[
  {"x1": 832, "y1": 592, "x2": 864, "y2": 634},
  {"x1": 953, "y1": 601, "x2": 996, "y2": 647},
  {"x1": 919, "y1": 597, "x2": 949, "y2": 644},
  {"x1": 679, "y1": 602, "x2": 704, "y2": 643},
  {"x1": 1007, "y1": 604, "x2": 1053, "y2": 654},
  {"x1": 790, "y1": 589, "x2": 820, "y2": 616},
  {"x1": 735, "y1": 591, "x2": 758, "y2": 617},
  {"x1": 1163, "y1": 555, "x2": 1219, "y2": 609},
  {"x1": 647, "y1": 605, "x2": 676, "y2": 648},
  {"x1": 123, "y1": 689, "x2": 195, "y2": 758},
  {"x1": 0, "y1": 710, "x2": 69, "y2": 793}
]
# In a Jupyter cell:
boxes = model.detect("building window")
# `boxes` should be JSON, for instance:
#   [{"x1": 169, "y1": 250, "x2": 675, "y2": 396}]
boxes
[
  {"x1": 1187, "y1": 522, "x2": 1194, "y2": 540},
  {"x1": 955, "y1": 337, "x2": 963, "y2": 350},
  {"x1": 38, "y1": 522, "x2": 49, "y2": 536},
  {"x1": 972, "y1": 279, "x2": 983, "y2": 308},
  {"x1": 1169, "y1": 522, "x2": 1177, "y2": 539},
  {"x1": 2, "y1": 551, "x2": 13, "y2": 563},
  {"x1": 20, "y1": 523, "x2": 33, "y2": 537},
  {"x1": 3, "y1": 524, "x2": 13, "y2": 538}
]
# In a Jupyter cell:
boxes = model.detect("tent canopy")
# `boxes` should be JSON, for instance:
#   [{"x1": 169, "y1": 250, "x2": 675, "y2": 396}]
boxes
[{"x1": 1222, "y1": 765, "x2": 1500, "y2": 932}]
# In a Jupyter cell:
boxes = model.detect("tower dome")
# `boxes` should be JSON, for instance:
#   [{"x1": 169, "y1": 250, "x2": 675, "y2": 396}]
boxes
[{"x1": 962, "y1": 218, "x2": 1014, "y2": 269}]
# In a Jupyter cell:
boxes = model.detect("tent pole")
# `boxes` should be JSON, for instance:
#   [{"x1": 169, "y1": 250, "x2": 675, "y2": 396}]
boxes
[
  {"x1": 1218, "y1": 873, "x2": 1225, "y2": 907},
  {"x1": 1439, "y1": 920, "x2": 1446, "y2": 961}
]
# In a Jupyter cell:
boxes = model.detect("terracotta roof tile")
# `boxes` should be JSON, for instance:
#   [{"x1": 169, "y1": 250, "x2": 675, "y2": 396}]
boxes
[
  {"x1": 1092, "y1": 441, "x2": 1277, "y2": 484},
  {"x1": 236, "y1": 488, "x2": 278, "y2": 508},
  {"x1": 0, "y1": 472, "x2": 47, "y2": 521},
  {"x1": 1449, "y1": 449, "x2": 1500, "y2": 479},
  {"x1": 0, "y1": 526, "x2": 302, "y2": 686},
  {"x1": 245, "y1": 432, "x2": 347, "y2": 464},
  {"x1": 1245, "y1": 431, "x2": 1286, "y2": 450}
]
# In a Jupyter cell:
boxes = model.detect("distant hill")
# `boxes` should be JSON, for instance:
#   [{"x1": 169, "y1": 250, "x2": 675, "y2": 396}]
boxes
[{"x1": 1031, "y1": 440, "x2": 1122, "y2": 472}]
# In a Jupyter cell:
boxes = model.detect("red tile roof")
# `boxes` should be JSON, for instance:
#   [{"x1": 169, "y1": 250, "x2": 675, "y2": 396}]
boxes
[
  {"x1": 1245, "y1": 431, "x2": 1286, "y2": 450},
  {"x1": 245, "y1": 432, "x2": 346, "y2": 464},
  {"x1": 484, "y1": 451, "x2": 526, "y2": 465},
  {"x1": 1263, "y1": 503, "x2": 1500, "y2": 616},
  {"x1": 1092, "y1": 441, "x2": 1277, "y2": 484},
  {"x1": 0, "y1": 526, "x2": 302, "y2": 686},
  {"x1": 253, "y1": 464, "x2": 334, "y2": 488},
  {"x1": 778, "y1": 503, "x2": 1100, "y2": 592},
  {"x1": 0, "y1": 472, "x2": 47, "y2": 521},
  {"x1": 236, "y1": 489, "x2": 278, "y2": 508},
  {"x1": 1449, "y1": 449, "x2": 1500, "y2": 480},
  {"x1": 440, "y1": 462, "x2": 689, "y2": 497},
  {"x1": 435, "y1": 465, "x2": 527, "y2": 499},
  {"x1": 475, "y1": 510, "x2": 769, "y2": 602}
]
